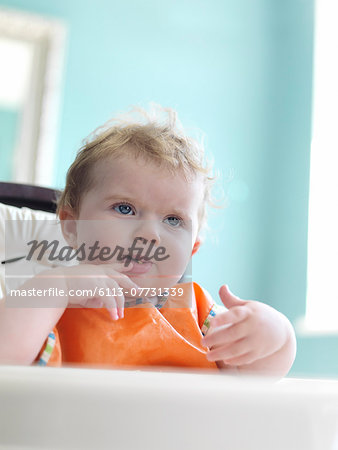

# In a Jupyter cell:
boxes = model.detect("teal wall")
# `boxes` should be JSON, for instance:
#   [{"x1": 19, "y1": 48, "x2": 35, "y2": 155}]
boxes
[
  {"x1": 0, "y1": 108, "x2": 19, "y2": 180},
  {"x1": 0, "y1": 0, "x2": 324, "y2": 378}
]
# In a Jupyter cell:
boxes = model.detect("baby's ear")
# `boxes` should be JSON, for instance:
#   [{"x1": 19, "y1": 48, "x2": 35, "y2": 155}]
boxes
[
  {"x1": 59, "y1": 208, "x2": 78, "y2": 249},
  {"x1": 191, "y1": 237, "x2": 202, "y2": 256}
]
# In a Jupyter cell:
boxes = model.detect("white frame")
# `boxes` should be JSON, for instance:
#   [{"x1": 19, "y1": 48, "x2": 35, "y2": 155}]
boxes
[
  {"x1": 297, "y1": 0, "x2": 338, "y2": 335},
  {"x1": 0, "y1": 7, "x2": 67, "y2": 187}
]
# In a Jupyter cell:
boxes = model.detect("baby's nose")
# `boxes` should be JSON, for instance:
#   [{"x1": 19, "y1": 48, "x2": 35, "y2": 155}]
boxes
[{"x1": 132, "y1": 220, "x2": 161, "y2": 246}]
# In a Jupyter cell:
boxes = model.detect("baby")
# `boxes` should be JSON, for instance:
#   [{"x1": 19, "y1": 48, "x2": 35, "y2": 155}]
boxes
[{"x1": 0, "y1": 105, "x2": 296, "y2": 376}]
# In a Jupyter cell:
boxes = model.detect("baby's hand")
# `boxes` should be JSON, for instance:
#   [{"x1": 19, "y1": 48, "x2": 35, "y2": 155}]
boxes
[
  {"x1": 201, "y1": 285, "x2": 291, "y2": 368},
  {"x1": 51, "y1": 263, "x2": 141, "y2": 321}
]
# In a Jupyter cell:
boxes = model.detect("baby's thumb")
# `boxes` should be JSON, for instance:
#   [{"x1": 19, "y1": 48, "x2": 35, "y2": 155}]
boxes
[{"x1": 219, "y1": 285, "x2": 247, "y2": 309}]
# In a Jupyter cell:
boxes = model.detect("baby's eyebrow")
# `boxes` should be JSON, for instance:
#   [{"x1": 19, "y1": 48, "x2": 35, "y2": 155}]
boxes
[
  {"x1": 167, "y1": 208, "x2": 189, "y2": 219},
  {"x1": 104, "y1": 194, "x2": 134, "y2": 203}
]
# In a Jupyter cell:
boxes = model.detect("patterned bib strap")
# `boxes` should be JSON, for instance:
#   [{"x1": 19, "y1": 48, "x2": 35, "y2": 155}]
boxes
[
  {"x1": 37, "y1": 332, "x2": 56, "y2": 366},
  {"x1": 201, "y1": 303, "x2": 226, "y2": 336}
]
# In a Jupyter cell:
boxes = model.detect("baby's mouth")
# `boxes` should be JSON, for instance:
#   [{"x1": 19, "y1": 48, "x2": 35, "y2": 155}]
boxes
[
  {"x1": 123, "y1": 256, "x2": 150, "y2": 266},
  {"x1": 121, "y1": 256, "x2": 153, "y2": 274}
]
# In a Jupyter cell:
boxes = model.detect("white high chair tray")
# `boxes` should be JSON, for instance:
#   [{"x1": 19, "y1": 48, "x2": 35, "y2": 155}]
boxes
[{"x1": 1, "y1": 365, "x2": 338, "y2": 450}]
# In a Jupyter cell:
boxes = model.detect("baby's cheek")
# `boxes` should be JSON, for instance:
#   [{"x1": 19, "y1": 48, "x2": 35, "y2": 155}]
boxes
[
  {"x1": 169, "y1": 257, "x2": 190, "y2": 286},
  {"x1": 76, "y1": 222, "x2": 111, "y2": 248},
  {"x1": 156, "y1": 233, "x2": 191, "y2": 279}
]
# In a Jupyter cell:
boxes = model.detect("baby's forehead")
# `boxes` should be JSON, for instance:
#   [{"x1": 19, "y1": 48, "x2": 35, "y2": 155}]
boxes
[
  {"x1": 92, "y1": 153, "x2": 203, "y2": 187},
  {"x1": 89, "y1": 154, "x2": 204, "y2": 209}
]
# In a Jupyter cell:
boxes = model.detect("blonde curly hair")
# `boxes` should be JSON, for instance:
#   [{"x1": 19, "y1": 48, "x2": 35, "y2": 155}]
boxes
[{"x1": 56, "y1": 104, "x2": 223, "y2": 236}]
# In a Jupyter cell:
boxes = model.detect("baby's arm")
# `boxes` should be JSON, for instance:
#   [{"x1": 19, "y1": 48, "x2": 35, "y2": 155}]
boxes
[
  {"x1": 0, "y1": 268, "x2": 67, "y2": 365},
  {"x1": 201, "y1": 285, "x2": 296, "y2": 377},
  {"x1": 0, "y1": 263, "x2": 140, "y2": 365}
]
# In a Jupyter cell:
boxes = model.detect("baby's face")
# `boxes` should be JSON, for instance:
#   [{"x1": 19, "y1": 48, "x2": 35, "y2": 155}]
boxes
[{"x1": 70, "y1": 152, "x2": 203, "y2": 290}]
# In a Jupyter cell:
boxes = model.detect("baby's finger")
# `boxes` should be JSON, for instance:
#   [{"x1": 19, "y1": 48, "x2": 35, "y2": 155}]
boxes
[
  {"x1": 107, "y1": 301, "x2": 119, "y2": 321},
  {"x1": 107, "y1": 283, "x2": 125, "y2": 319},
  {"x1": 209, "y1": 306, "x2": 250, "y2": 328},
  {"x1": 219, "y1": 351, "x2": 257, "y2": 366},
  {"x1": 206, "y1": 337, "x2": 250, "y2": 362},
  {"x1": 201, "y1": 321, "x2": 248, "y2": 349},
  {"x1": 99, "y1": 290, "x2": 119, "y2": 320},
  {"x1": 103, "y1": 264, "x2": 141, "y2": 295}
]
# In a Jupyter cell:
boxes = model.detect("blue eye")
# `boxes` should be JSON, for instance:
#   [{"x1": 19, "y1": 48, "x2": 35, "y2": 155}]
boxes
[
  {"x1": 113, "y1": 203, "x2": 134, "y2": 215},
  {"x1": 165, "y1": 216, "x2": 182, "y2": 227}
]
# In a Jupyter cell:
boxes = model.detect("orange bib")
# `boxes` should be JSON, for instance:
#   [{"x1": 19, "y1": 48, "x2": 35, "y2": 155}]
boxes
[{"x1": 38, "y1": 282, "x2": 218, "y2": 370}]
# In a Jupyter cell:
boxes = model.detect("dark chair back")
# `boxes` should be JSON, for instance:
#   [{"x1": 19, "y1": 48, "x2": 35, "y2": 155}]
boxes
[{"x1": 0, "y1": 182, "x2": 60, "y2": 213}]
